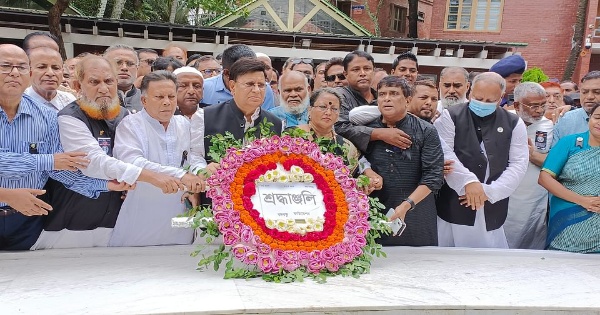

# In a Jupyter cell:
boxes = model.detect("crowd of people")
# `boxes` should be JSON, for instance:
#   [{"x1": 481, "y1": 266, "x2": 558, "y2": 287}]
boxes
[{"x1": 0, "y1": 31, "x2": 598, "y2": 253}]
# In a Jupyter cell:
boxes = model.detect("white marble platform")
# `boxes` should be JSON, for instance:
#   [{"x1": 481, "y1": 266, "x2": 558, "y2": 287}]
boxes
[{"x1": 1, "y1": 245, "x2": 600, "y2": 315}]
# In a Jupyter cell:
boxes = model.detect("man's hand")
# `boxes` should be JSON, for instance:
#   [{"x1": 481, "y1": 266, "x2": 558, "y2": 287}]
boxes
[
  {"x1": 362, "y1": 168, "x2": 383, "y2": 195},
  {"x1": 107, "y1": 180, "x2": 136, "y2": 192},
  {"x1": 203, "y1": 163, "x2": 221, "y2": 178},
  {"x1": 389, "y1": 201, "x2": 411, "y2": 221},
  {"x1": 443, "y1": 160, "x2": 454, "y2": 175},
  {"x1": 53, "y1": 152, "x2": 90, "y2": 171},
  {"x1": 460, "y1": 182, "x2": 488, "y2": 210},
  {"x1": 147, "y1": 173, "x2": 186, "y2": 194},
  {"x1": 181, "y1": 174, "x2": 206, "y2": 193},
  {"x1": 181, "y1": 192, "x2": 200, "y2": 208},
  {"x1": 527, "y1": 138, "x2": 535, "y2": 157},
  {"x1": 373, "y1": 128, "x2": 412, "y2": 149},
  {"x1": 3, "y1": 189, "x2": 52, "y2": 216},
  {"x1": 578, "y1": 196, "x2": 600, "y2": 213}
]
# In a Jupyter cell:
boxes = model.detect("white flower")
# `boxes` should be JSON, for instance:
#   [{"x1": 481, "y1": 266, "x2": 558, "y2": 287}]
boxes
[
  {"x1": 302, "y1": 173, "x2": 314, "y2": 182},
  {"x1": 265, "y1": 219, "x2": 276, "y2": 229},
  {"x1": 316, "y1": 217, "x2": 325, "y2": 224},
  {"x1": 305, "y1": 224, "x2": 315, "y2": 232},
  {"x1": 257, "y1": 175, "x2": 265, "y2": 183},
  {"x1": 306, "y1": 217, "x2": 316, "y2": 225},
  {"x1": 290, "y1": 166, "x2": 304, "y2": 175},
  {"x1": 286, "y1": 218, "x2": 296, "y2": 227},
  {"x1": 264, "y1": 172, "x2": 275, "y2": 182},
  {"x1": 277, "y1": 174, "x2": 289, "y2": 183},
  {"x1": 314, "y1": 222, "x2": 324, "y2": 231},
  {"x1": 276, "y1": 220, "x2": 287, "y2": 230}
]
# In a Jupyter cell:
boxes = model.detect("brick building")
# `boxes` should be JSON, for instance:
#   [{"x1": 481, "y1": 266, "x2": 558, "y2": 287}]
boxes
[{"x1": 338, "y1": 0, "x2": 600, "y2": 82}]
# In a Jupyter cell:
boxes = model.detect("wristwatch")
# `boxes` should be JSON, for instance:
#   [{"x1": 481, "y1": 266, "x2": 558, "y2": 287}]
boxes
[{"x1": 403, "y1": 198, "x2": 416, "y2": 211}]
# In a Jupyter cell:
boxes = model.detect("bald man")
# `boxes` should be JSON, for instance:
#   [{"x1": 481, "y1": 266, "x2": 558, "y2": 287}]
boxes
[
  {"x1": 24, "y1": 47, "x2": 76, "y2": 112},
  {"x1": 434, "y1": 72, "x2": 528, "y2": 249}
]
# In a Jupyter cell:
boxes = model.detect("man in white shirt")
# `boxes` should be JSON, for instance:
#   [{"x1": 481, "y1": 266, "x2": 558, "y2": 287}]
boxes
[
  {"x1": 33, "y1": 56, "x2": 188, "y2": 249},
  {"x1": 438, "y1": 67, "x2": 470, "y2": 113},
  {"x1": 505, "y1": 82, "x2": 553, "y2": 249},
  {"x1": 111, "y1": 70, "x2": 205, "y2": 247},
  {"x1": 434, "y1": 72, "x2": 528, "y2": 248},
  {"x1": 24, "y1": 47, "x2": 75, "y2": 111}
]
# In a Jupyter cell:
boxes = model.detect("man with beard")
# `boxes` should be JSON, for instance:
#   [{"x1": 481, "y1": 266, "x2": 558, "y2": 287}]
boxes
[
  {"x1": 0, "y1": 45, "x2": 131, "y2": 250},
  {"x1": 24, "y1": 47, "x2": 76, "y2": 112},
  {"x1": 268, "y1": 70, "x2": 311, "y2": 128},
  {"x1": 552, "y1": 71, "x2": 600, "y2": 147},
  {"x1": 173, "y1": 66, "x2": 205, "y2": 118},
  {"x1": 34, "y1": 56, "x2": 188, "y2": 249},
  {"x1": 111, "y1": 71, "x2": 205, "y2": 247},
  {"x1": 504, "y1": 82, "x2": 553, "y2": 249},
  {"x1": 104, "y1": 44, "x2": 143, "y2": 113},
  {"x1": 438, "y1": 67, "x2": 470, "y2": 112},
  {"x1": 434, "y1": 72, "x2": 528, "y2": 248}
]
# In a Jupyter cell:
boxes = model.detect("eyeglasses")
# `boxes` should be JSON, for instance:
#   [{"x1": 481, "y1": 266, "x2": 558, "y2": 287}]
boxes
[
  {"x1": 141, "y1": 59, "x2": 156, "y2": 66},
  {"x1": 290, "y1": 58, "x2": 313, "y2": 65},
  {"x1": 238, "y1": 81, "x2": 266, "y2": 90},
  {"x1": 521, "y1": 102, "x2": 548, "y2": 111},
  {"x1": 0, "y1": 64, "x2": 30, "y2": 74},
  {"x1": 200, "y1": 68, "x2": 222, "y2": 75},
  {"x1": 311, "y1": 105, "x2": 340, "y2": 113},
  {"x1": 115, "y1": 60, "x2": 138, "y2": 68},
  {"x1": 324, "y1": 73, "x2": 346, "y2": 82}
]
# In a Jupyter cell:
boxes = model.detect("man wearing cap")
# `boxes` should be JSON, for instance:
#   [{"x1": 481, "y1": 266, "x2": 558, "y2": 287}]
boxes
[
  {"x1": 173, "y1": 66, "x2": 205, "y2": 119},
  {"x1": 489, "y1": 54, "x2": 526, "y2": 108}
]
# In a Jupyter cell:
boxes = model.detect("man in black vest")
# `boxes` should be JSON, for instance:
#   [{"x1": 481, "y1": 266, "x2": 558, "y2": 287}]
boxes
[
  {"x1": 34, "y1": 56, "x2": 189, "y2": 249},
  {"x1": 189, "y1": 58, "x2": 283, "y2": 178},
  {"x1": 433, "y1": 72, "x2": 529, "y2": 248}
]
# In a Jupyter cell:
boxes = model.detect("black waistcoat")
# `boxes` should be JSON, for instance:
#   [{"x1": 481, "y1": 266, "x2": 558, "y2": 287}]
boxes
[
  {"x1": 202, "y1": 99, "x2": 283, "y2": 161},
  {"x1": 436, "y1": 103, "x2": 518, "y2": 231},
  {"x1": 44, "y1": 102, "x2": 128, "y2": 231}
]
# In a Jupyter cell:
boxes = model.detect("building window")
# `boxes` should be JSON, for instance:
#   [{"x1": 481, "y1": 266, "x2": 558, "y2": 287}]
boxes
[
  {"x1": 391, "y1": 5, "x2": 407, "y2": 33},
  {"x1": 445, "y1": 0, "x2": 504, "y2": 31}
]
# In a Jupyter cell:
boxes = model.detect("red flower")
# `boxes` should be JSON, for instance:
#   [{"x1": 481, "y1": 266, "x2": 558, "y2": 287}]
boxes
[{"x1": 243, "y1": 182, "x2": 256, "y2": 196}]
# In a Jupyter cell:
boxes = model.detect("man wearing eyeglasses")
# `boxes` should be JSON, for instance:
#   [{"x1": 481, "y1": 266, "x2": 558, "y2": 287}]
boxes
[
  {"x1": 104, "y1": 45, "x2": 143, "y2": 114},
  {"x1": 201, "y1": 44, "x2": 275, "y2": 110},
  {"x1": 503, "y1": 82, "x2": 554, "y2": 250},
  {"x1": 285, "y1": 58, "x2": 314, "y2": 82},
  {"x1": 193, "y1": 55, "x2": 222, "y2": 79},
  {"x1": 134, "y1": 48, "x2": 158, "y2": 89}
]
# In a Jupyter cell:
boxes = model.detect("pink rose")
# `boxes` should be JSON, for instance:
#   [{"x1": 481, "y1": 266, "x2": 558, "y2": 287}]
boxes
[
  {"x1": 325, "y1": 261, "x2": 340, "y2": 272},
  {"x1": 257, "y1": 243, "x2": 271, "y2": 255},
  {"x1": 282, "y1": 259, "x2": 300, "y2": 272},
  {"x1": 297, "y1": 250, "x2": 310, "y2": 264},
  {"x1": 243, "y1": 250, "x2": 259, "y2": 265},
  {"x1": 223, "y1": 231, "x2": 239, "y2": 246},
  {"x1": 232, "y1": 244, "x2": 248, "y2": 260},
  {"x1": 307, "y1": 260, "x2": 324, "y2": 274},
  {"x1": 240, "y1": 226, "x2": 254, "y2": 243},
  {"x1": 258, "y1": 255, "x2": 275, "y2": 273},
  {"x1": 319, "y1": 248, "x2": 334, "y2": 261}
]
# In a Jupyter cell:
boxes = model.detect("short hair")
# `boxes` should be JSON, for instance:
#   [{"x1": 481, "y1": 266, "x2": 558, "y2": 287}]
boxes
[
  {"x1": 514, "y1": 82, "x2": 546, "y2": 102},
  {"x1": 279, "y1": 70, "x2": 309, "y2": 92},
  {"x1": 413, "y1": 80, "x2": 437, "y2": 91},
  {"x1": 589, "y1": 103, "x2": 600, "y2": 116},
  {"x1": 74, "y1": 55, "x2": 116, "y2": 83},
  {"x1": 374, "y1": 67, "x2": 386, "y2": 73},
  {"x1": 104, "y1": 44, "x2": 138, "y2": 64},
  {"x1": 324, "y1": 57, "x2": 343, "y2": 76},
  {"x1": 342, "y1": 50, "x2": 374, "y2": 71},
  {"x1": 215, "y1": 53, "x2": 223, "y2": 61},
  {"x1": 186, "y1": 53, "x2": 203, "y2": 66},
  {"x1": 76, "y1": 52, "x2": 91, "y2": 58},
  {"x1": 22, "y1": 32, "x2": 58, "y2": 52},
  {"x1": 255, "y1": 52, "x2": 270, "y2": 60},
  {"x1": 392, "y1": 52, "x2": 419, "y2": 69},
  {"x1": 468, "y1": 71, "x2": 483, "y2": 83},
  {"x1": 539, "y1": 81, "x2": 562, "y2": 91},
  {"x1": 136, "y1": 48, "x2": 158, "y2": 57},
  {"x1": 25, "y1": 46, "x2": 61, "y2": 58},
  {"x1": 193, "y1": 55, "x2": 218, "y2": 68},
  {"x1": 440, "y1": 67, "x2": 469, "y2": 82},
  {"x1": 140, "y1": 70, "x2": 177, "y2": 95},
  {"x1": 310, "y1": 87, "x2": 342, "y2": 107},
  {"x1": 581, "y1": 71, "x2": 600, "y2": 83},
  {"x1": 163, "y1": 43, "x2": 187, "y2": 58},
  {"x1": 228, "y1": 57, "x2": 267, "y2": 82},
  {"x1": 560, "y1": 80, "x2": 578, "y2": 90},
  {"x1": 152, "y1": 56, "x2": 184, "y2": 72},
  {"x1": 472, "y1": 72, "x2": 506, "y2": 95},
  {"x1": 377, "y1": 76, "x2": 413, "y2": 98},
  {"x1": 222, "y1": 44, "x2": 256, "y2": 70},
  {"x1": 315, "y1": 61, "x2": 327, "y2": 73}
]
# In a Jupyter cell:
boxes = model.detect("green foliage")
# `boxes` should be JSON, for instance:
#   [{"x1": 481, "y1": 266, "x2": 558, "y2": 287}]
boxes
[{"x1": 522, "y1": 67, "x2": 549, "y2": 83}]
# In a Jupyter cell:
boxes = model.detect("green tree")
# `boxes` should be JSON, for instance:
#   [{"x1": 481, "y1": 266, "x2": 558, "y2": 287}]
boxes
[
  {"x1": 48, "y1": 0, "x2": 71, "y2": 59},
  {"x1": 563, "y1": 0, "x2": 589, "y2": 81},
  {"x1": 522, "y1": 67, "x2": 549, "y2": 83}
]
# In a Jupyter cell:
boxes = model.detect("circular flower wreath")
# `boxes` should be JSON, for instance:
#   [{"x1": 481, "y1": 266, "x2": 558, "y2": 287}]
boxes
[{"x1": 206, "y1": 135, "x2": 372, "y2": 274}]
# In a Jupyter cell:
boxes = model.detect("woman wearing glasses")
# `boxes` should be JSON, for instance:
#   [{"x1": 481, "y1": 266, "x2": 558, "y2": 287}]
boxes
[{"x1": 539, "y1": 103, "x2": 600, "y2": 253}]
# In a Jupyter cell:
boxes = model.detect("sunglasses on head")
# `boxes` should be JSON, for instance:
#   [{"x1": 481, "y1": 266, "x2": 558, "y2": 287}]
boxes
[
  {"x1": 291, "y1": 58, "x2": 313, "y2": 65},
  {"x1": 325, "y1": 73, "x2": 346, "y2": 82}
]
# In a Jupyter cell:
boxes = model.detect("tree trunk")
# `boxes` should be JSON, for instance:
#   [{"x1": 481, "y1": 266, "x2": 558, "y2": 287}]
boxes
[
  {"x1": 364, "y1": 0, "x2": 385, "y2": 37},
  {"x1": 111, "y1": 0, "x2": 127, "y2": 19},
  {"x1": 408, "y1": 0, "x2": 418, "y2": 38},
  {"x1": 48, "y1": 0, "x2": 70, "y2": 60},
  {"x1": 563, "y1": 0, "x2": 589, "y2": 81},
  {"x1": 97, "y1": 0, "x2": 108, "y2": 18},
  {"x1": 169, "y1": 0, "x2": 179, "y2": 24}
]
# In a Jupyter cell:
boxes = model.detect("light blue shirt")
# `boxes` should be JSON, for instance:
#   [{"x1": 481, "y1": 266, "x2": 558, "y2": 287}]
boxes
[
  {"x1": 201, "y1": 73, "x2": 275, "y2": 110},
  {"x1": 551, "y1": 108, "x2": 589, "y2": 148},
  {"x1": 268, "y1": 106, "x2": 308, "y2": 129},
  {"x1": 0, "y1": 94, "x2": 108, "y2": 207}
]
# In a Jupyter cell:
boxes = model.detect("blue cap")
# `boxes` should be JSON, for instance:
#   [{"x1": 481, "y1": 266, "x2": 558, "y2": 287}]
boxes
[{"x1": 489, "y1": 55, "x2": 526, "y2": 78}]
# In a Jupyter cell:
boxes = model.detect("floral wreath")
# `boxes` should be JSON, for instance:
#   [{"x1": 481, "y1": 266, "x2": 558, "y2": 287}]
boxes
[{"x1": 186, "y1": 121, "x2": 390, "y2": 283}]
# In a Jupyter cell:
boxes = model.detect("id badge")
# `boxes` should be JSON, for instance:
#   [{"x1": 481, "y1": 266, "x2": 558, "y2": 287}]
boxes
[
  {"x1": 535, "y1": 131, "x2": 548, "y2": 151},
  {"x1": 29, "y1": 142, "x2": 39, "y2": 154},
  {"x1": 97, "y1": 137, "x2": 112, "y2": 154}
]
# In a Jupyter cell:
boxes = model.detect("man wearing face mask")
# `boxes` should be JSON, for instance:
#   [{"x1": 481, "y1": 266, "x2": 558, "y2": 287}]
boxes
[
  {"x1": 504, "y1": 82, "x2": 553, "y2": 249},
  {"x1": 434, "y1": 72, "x2": 529, "y2": 248}
]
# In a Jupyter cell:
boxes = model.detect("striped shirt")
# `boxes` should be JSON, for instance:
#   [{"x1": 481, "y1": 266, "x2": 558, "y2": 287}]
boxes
[{"x1": 0, "y1": 94, "x2": 108, "y2": 207}]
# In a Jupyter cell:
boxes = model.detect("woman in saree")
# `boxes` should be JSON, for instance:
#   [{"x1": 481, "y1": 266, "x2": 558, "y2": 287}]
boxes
[
  {"x1": 539, "y1": 103, "x2": 600, "y2": 253},
  {"x1": 293, "y1": 87, "x2": 382, "y2": 194}
]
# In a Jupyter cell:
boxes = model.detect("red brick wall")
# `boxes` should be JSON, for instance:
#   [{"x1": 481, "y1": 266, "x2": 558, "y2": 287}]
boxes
[
  {"x1": 429, "y1": 0, "x2": 579, "y2": 79},
  {"x1": 346, "y1": 0, "x2": 433, "y2": 38}
]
